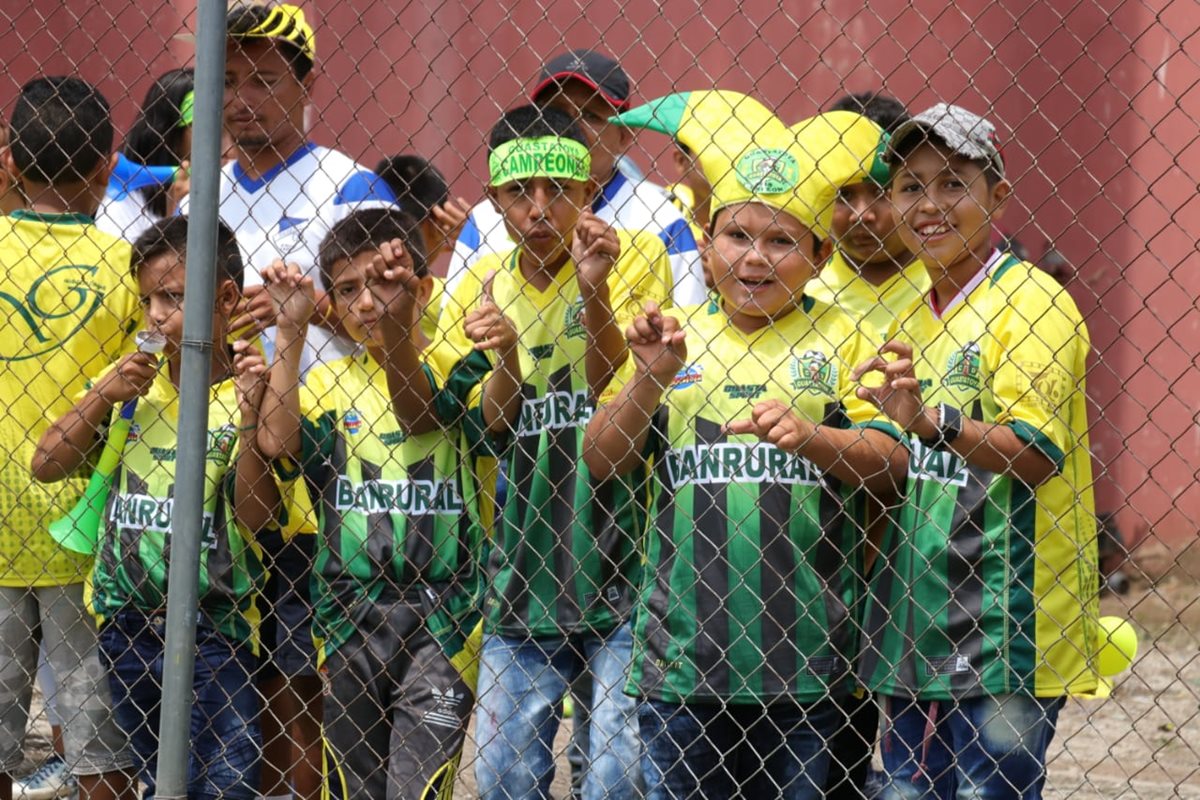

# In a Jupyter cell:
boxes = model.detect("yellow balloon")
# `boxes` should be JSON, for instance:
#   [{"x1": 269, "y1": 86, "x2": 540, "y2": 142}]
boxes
[{"x1": 1096, "y1": 617, "x2": 1138, "y2": 677}]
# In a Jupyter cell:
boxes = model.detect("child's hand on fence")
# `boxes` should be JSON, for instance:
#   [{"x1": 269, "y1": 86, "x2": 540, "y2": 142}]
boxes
[
  {"x1": 261, "y1": 260, "x2": 315, "y2": 333},
  {"x1": 628, "y1": 300, "x2": 686, "y2": 388},
  {"x1": 724, "y1": 399, "x2": 814, "y2": 452},
  {"x1": 430, "y1": 197, "x2": 472, "y2": 256},
  {"x1": 851, "y1": 340, "x2": 932, "y2": 436},
  {"x1": 464, "y1": 271, "x2": 518, "y2": 353},
  {"x1": 369, "y1": 238, "x2": 424, "y2": 324},
  {"x1": 96, "y1": 352, "x2": 158, "y2": 405},
  {"x1": 573, "y1": 211, "x2": 620, "y2": 296},
  {"x1": 232, "y1": 339, "x2": 268, "y2": 418}
]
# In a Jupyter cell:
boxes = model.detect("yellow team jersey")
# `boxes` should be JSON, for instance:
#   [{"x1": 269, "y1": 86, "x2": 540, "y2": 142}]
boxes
[
  {"x1": 0, "y1": 211, "x2": 140, "y2": 586},
  {"x1": 809, "y1": 249, "x2": 930, "y2": 344},
  {"x1": 858, "y1": 252, "x2": 1099, "y2": 699},
  {"x1": 600, "y1": 297, "x2": 900, "y2": 703},
  {"x1": 420, "y1": 275, "x2": 445, "y2": 344},
  {"x1": 431, "y1": 229, "x2": 672, "y2": 637}
]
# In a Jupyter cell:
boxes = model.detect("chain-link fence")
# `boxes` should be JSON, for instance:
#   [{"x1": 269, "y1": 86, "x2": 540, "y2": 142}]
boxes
[{"x1": 0, "y1": 1, "x2": 1197, "y2": 798}]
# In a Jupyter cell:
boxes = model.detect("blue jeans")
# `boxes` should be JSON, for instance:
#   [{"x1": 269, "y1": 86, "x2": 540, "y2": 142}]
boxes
[
  {"x1": 879, "y1": 693, "x2": 1064, "y2": 800},
  {"x1": 474, "y1": 623, "x2": 640, "y2": 800},
  {"x1": 639, "y1": 696, "x2": 838, "y2": 799},
  {"x1": 98, "y1": 611, "x2": 261, "y2": 800}
]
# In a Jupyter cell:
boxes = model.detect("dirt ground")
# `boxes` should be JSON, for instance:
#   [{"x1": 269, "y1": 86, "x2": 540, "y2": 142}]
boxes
[{"x1": 15, "y1": 577, "x2": 1198, "y2": 798}]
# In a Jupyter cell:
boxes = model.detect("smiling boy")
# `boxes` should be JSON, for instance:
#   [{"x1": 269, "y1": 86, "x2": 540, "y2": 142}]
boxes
[
  {"x1": 587, "y1": 103, "x2": 907, "y2": 799},
  {"x1": 852, "y1": 104, "x2": 1099, "y2": 800}
]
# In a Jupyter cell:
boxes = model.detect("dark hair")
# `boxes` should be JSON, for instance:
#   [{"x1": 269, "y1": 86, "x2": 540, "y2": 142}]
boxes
[
  {"x1": 675, "y1": 139, "x2": 693, "y2": 157},
  {"x1": 123, "y1": 69, "x2": 194, "y2": 218},
  {"x1": 9, "y1": 76, "x2": 112, "y2": 185},
  {"x1": 373, "y1": 155, "x2": 449, "y2": 220},
  {"x1": 131, "y1": 215, "x2": 245, "y2": 290},
  {"x1": 317, "y1": 208, "x2": 428, "y2": 290},
  {"x1": 891, "y1": 131, "x2": 1004, "y2": 188},
  {"x1": 827, "y1": 91, "x2": 910, "y2": 134},
  {"x1": 226, "y1": 5, "x2": 314, "y2": 80},
  {"x1": 487, "y1": 104, "x2": 587, "y2": 155}
]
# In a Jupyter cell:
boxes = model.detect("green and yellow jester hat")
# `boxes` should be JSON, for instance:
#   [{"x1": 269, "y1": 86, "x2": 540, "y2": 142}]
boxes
[
  {"x1": 612, "y1": 93, "x2": 886, "y2": 237},
  {"x1": 703, "y1": 110, "x2": 885, "y2": 238},
  {"x1": 610, "y1": 89, "x2": 789, "y2": 188}
]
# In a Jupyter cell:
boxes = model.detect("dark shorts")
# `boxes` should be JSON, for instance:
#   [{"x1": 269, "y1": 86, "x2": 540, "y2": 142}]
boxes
[
  {"x1": 257, "y1": 531, "x2": 317, "y2": 679},
  {"x1": 322, "y1": 596, "x2": 475, "y2": 799}
]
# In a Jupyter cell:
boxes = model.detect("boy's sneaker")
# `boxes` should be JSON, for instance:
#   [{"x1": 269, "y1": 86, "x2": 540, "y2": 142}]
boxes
[{"x1": 14, "y1": 755, "x2": 74, "y2": 800}]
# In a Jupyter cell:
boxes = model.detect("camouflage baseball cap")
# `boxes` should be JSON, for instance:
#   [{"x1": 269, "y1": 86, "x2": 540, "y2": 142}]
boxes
[{"x1": 884, "y1": 103, "x2": 1004, "y2": 177}]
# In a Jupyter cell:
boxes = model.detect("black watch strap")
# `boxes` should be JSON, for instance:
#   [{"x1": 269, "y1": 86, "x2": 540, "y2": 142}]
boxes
[{"x1": 918, "y1": 403, "x2": 963, "y2": 451}]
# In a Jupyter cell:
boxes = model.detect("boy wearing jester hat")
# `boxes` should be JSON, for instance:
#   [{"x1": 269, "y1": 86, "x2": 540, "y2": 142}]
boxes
[
  {"x1": 407, "y1": 105, "x2": 673, "y2": 799},
  {"x1": 590, "y1": 93, "x2": 908, "y2": 798}
]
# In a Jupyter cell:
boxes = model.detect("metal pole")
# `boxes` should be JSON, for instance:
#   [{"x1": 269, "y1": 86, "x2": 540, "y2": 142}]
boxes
[{"x1": 153, "y1": 0, "x2": 225, "y2": 796}]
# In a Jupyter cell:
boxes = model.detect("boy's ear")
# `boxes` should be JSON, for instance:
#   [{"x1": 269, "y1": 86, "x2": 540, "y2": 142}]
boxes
[
  {"x1": 90, "y1": 153, "x2": 119, "y2": 192},
  {"x1": 989, "y1": 179, "x2": 1013, "y2": 223},
  {"x1": 814, "y1": 235, "x2": 834, "y2": 265},
  {"x1": 485, "y1": 185, "x2": 502, "y2": 214},
  {"x1": 216, "y1": 279, "x2": 240, "y2": 316}
]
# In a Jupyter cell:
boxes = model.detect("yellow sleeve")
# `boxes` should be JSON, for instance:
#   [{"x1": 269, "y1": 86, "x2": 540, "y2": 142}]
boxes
[
  {"x1": 990, "y1": 278, "x2": 1086, "y2": 469},
  {"x1": 610, "y1": 231, "x2": 674, "y2": 325},
  {"x1": 837, "y1": 321, "x2": 901, "y2": 438}
]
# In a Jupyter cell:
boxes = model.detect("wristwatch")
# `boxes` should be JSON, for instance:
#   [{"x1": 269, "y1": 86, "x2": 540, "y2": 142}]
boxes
[{"x1": 918, "y1": 403, "x2": 963, "y2": 451}]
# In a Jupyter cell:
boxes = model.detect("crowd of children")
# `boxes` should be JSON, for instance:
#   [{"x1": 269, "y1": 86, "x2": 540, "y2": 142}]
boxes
[{"x1": 0, "y1": 3, "x2": 1100, "y2": 800}]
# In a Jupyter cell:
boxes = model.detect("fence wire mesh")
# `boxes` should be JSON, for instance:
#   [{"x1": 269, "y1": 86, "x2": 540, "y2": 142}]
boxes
[{"x1": 0, "y1": 1, "x2": 1196, "y2": 798}]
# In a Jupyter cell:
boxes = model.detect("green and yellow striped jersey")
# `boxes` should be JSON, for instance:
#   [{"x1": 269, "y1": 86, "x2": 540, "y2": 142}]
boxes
[
  {"x1": 433, "y1": 230, "x2": 672, "y2": 638},
  {"x1": 602, "y1": 298, "x2": 900, "y2": 703},
  {"x1": 296, "y1": 352, "x2": 486, "y2": 662},
  {"x1": 90, "y1": 371, "x2": 265, "y2": 645},
  {"x1": 859, "y1": 252, "x2": 1100, "y2": 700}
]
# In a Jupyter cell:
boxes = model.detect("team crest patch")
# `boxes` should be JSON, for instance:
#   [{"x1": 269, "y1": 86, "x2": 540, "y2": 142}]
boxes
[
  {"x1": 127, "y1": 423, "x2": 141, "y2": 443},
  {"x1": 563, "y1": 297, "x2": 586, "y2": 339},
  {"x1": 944, "y1": 342, "x2": 983, "y2": 391},
  {"x1": 671, "y1": 364, "x2": 704, "y2": 390},
  {"x1": 735, "y1": 149, "x2": 800, "y2": 194},
  {"x1": 344, "y1": 410, "x2": 362, "y2": 435},
  {"x1": 206, "y1": 425, "x2": 237, "y2": 462},
  {"x1": 790, "y1": 350, "x2": 837, "y2": 396}
]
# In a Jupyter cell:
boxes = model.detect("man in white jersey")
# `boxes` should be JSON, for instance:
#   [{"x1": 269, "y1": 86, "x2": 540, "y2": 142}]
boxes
[
  {"x1": 447, "y1": 49, "x2": 706, "y2": 306},
  {"x1": 181, "y1": 4, "x2": 397, "y2": 373},
  {"x1": 179, "y1": 7, "x2": 395, "y2": 800}
]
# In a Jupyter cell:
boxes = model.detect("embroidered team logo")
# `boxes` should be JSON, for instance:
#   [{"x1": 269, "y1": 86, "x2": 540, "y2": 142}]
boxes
[
  {"x1": 206, "y1": 425, "x2": 237, "y2": 463},
  {"x1": 127, "y1": 423, "x2": 142, "y2": 443},
  {"x1": 735, "y1": 149, "x2": 800, "y2": 194},
  {"x1": 344, "y1": 410, "x2": 362, "y2": 435},
  {"x1": 944, "y1": 342, "x2": 983, "y2": 391},
  {"x1": 790, "y1": 350, "x2": 837, "y2": 396},
  {"x1": 563, "y1": 297, "x2": 586, "y2": 339},
  {"x1": 671, "y1": 364, "x2": 704, "y2": 390}
]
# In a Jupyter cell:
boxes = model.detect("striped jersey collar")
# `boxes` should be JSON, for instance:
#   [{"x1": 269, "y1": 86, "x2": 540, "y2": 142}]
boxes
[
  {"x1": 928, "y1": 249, "x2": 1004, "y2": 319},
  {"x1": 231, "y1": 141, "x2": 319, "y2": 193},
  {"x1": 592, "y1": 170, "x2": 627, "y2": 213}
]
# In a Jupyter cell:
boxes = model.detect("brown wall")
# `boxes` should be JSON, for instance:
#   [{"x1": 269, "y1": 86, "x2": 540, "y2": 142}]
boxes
[{"x1": 2, "y1": 0, "x2": 1196, "y2": 546}]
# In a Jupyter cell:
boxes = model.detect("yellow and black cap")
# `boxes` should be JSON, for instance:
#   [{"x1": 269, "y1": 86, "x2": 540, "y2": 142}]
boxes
[{"x1": 226, "y1": 3, "x2": 316, "y2": 72}]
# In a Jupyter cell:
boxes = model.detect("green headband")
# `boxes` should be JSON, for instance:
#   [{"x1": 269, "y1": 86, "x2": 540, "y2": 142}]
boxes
[
  {"x1": 179, "y1": 91, "x2": 194, "y2": 128},
  {"x1": 488, "y1": 136, "x2": 591, "y2": 187}
]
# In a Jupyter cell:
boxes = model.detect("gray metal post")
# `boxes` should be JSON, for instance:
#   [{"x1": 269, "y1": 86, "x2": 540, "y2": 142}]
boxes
[{"x1": 153, "y1": 0, "x2": 226, "y2": 796}]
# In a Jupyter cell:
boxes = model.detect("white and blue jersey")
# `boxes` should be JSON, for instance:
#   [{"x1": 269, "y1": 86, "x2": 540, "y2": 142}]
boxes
[
  {"x1": 181, "y1": 142, "x2": 397, "y2": 371},
  {"x1": 446, "y1": 170, "x2": 705, "y2": 305},
  {"x1": 95, "y1": 154, "x2": 180, "y2": 242}
]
